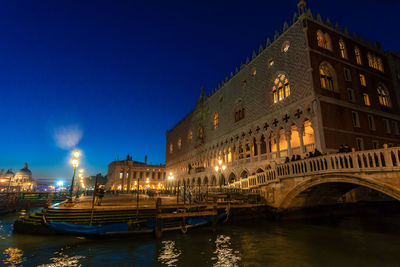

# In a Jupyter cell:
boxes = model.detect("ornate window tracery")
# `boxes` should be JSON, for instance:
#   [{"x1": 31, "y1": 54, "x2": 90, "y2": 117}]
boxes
[
  {"x1": 319, "y1": 63, "x2": 335, "y2": 91},
  {"x1": 272, "y1": 73, "x2": 290, "y2": 103},
  {"x1": 377, "y1": 84, "x2": 391, "y2": 107}
]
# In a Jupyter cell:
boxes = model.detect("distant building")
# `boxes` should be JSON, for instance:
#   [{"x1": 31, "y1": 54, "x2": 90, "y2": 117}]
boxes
[
  {"x1": 165, "y1": 0, "x2": 400, "y2": 187},
  {"x1": 0, "y1": 163, "x2": 35, "y2": 191},
  {"x1": 106, "y1": 155, "x2": 166, "y2": 191},
  {"x1": 85, "y1": 173, "x2": 107, "y2": 188}
]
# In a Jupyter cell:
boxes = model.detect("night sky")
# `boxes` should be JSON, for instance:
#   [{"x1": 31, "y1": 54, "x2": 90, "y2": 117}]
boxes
[{"x1": 0, "y1": 0, "x2": 399, "y2": 183}]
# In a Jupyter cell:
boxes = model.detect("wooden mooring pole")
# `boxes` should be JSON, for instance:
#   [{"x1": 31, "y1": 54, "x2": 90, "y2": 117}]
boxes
[{"x1": 155, "y1": 198, "x2": 162, "y2": 238}]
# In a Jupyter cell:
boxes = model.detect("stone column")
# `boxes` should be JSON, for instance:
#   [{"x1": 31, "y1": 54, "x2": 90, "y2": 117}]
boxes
[
  {"x1": 276, "y1": 134, "x2": 280, "y2": 158},
  {"x1": 286, "y1": 131, "x2": 292, "y2": 157},
  {"x1": 257, "y1": 141, "x2": 262, "y2": 161},
  {"x1": 299, "y1": 126, "x2": 305, "y2": 154}
]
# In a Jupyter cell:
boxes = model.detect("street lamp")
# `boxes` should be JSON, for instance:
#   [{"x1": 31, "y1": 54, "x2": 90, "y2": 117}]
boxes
[
  {"x1": 215, "y1": 160, "x2": 226, "y2": 188},
  {"x1": 67, "y1": 150, "x2": 80, "y2": 203},
  {"x1": 76, "y1": 169, "x2": 84, "y2": 198}
]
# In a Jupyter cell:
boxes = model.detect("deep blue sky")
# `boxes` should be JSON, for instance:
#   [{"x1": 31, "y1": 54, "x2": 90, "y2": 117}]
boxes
[{"x1": 0, "y1": 0, "x2": 399, "y2": 183}]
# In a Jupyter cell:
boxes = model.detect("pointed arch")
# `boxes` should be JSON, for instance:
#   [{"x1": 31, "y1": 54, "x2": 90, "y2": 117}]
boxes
[
  {"x1": 319, "y1": 62, "x2": 337, "y2": 92},
  {"x1": 339, "y1": 39, "x2": 347, "y2": 59},
  {"x1": 272, "y1": 72, "x2": 291, "y2": 103},
  {"x1": 377, "y1": 84, "x2": 391, "y2": 107}
]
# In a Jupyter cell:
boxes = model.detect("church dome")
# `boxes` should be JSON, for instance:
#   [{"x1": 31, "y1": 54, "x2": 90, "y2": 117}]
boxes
[
  {"x1": 5, "y1": 169, "x2": 14, "y2": 177},
  {"x1": 15, "y1": 163, "x2": 32, "y2": 177}
]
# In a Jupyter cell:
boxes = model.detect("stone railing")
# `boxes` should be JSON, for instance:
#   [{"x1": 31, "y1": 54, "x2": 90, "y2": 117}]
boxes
[{"x1": 227, "y1": 146, "x2": 400, "y2": 190}]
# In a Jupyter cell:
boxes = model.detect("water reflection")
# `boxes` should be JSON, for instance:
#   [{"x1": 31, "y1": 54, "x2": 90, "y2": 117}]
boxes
[
  {"x1": 2, "y1": 247, "x2": 26, "y2": 266},
  {"x1": 157, "y1": 240, "x2": 181, "y2": 266},
  {"x1": 38, "y1": 251, "x2": 85, "y2": 267},
  {"x1": 212, "y1": 235, "x2": 241, "y2": 267}
]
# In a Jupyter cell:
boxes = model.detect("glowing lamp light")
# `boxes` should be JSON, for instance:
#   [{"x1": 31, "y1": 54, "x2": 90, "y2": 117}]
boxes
[
  {"x1": 222, "y1": 165, "x2": 226, "y2": 171},
  {"x1": 215, "y1": 166, "x2": 219, "y2": 171},
  {"x1": 218, "y1": 160, "x2": 222, "y2": 165},
  {"x1": 0, "y1": 179, "x2": 6, "y2": 183},
  {"x1": 71, "y1": 159, "x2": 79, "y2": 167},
  {"x1": 73, "y1": 150, "x2": 80, "y2": 158}
]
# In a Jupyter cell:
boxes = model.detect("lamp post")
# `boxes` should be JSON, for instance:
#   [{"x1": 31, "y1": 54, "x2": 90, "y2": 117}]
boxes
[
  {"x1": 215, "y1": 160, "x2": 226, "y2": 189},
  {"x1": 67, "y1": 150, "x2": 80, "y2": 203}
]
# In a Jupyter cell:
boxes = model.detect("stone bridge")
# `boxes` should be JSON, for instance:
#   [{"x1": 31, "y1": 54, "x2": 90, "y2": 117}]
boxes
[{"x1": 227, "y1": 146, "x2": 400, "y2": 211}]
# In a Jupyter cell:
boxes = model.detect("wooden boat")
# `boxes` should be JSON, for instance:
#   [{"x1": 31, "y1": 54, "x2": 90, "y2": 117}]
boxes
[{"x1": 45, "y1": 212, "x2": 226, "y2": 236}]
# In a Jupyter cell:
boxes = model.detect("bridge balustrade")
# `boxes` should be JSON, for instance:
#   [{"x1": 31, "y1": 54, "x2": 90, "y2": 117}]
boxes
[{"x1": 226, "y1": 146, "x2": 400, "y2": 190}]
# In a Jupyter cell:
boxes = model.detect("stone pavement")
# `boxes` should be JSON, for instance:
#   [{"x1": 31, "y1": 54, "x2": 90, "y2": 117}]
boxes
[{"x1": 54, "y1": 194, "x2": 179, "y2": 210}]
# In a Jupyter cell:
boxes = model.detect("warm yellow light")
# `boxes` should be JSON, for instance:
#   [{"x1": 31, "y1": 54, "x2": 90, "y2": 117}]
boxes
[
  {"x1": 73, "y1": 150, "x2": 80, "y2": 158},
  {"x1": 79, "y1": 169, "x2": 84, "y2": 173},
  {"x1": 0, "y1": 179, "x2": 5, "y2": 183},
  {"x1": 222, "y1": 165, "x2": 226, "y2": 171},
  {"x1": 215, "y1": 166, "x2": 219, "y2": 171},
  {"x1": 169, "y1": 172, "x2": 172, "y2": 176},
  {"x1": 71, "y1": 159, "x2": 79, "y2": 167},
  {"x1": 218, "y1": 160, "x2": 222, "y2": 165}
]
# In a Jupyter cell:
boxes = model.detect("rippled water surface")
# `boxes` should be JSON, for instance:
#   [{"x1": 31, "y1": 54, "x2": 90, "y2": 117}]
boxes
[{"x1": 2, "y1": 209, "x2": 400, "y2": 266}]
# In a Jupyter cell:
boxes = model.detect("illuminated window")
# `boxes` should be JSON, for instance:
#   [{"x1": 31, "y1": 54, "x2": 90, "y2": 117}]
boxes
[
  {"x1": 368, "y1": 53, "x2": 384, "y2": 72},
  {"x1": 360, "y1": 74, "x2": 367, "y2": 86},
  {"x1": 363, "y1": 93, "x2": 371, "y2": 106},
  {"x1": 377, "y1": 84, "x2": 391, "y2": 107},
  {"x1": 198, "y1": 127, "x2": 204, "y2": 139},
  {"x1": 319, "y1": 63, "x2": 335, "y2": 91},
  {"x1": 317, "y1": 30, "x2": 332, "y2": 50},
  {"x1": 213, "y1": 112, "x2": 219, "y2": 130},
  {"x1": 339, "y1": 40, "x2": 347, "y2": 59},
  {"x1": 355, "y1": 47, "x2": 362, "y2": 65},
  {"x1": 272, "y1": 73, "x2": 290, "y2": 103},
  {"x1": 268, "y1": 59, "x2": 274, "y2": 67},
  {"x1": 242, "y1": 80, "x2": 247, "y2": 86},
  {"x1": 188, "y1": 130, "x2": 192, "y2": 144},
  {"x1": 169, "y1": 143, "x2": 173, "y2": 154},
  {"x1": 250, "y1": 68, "x2": 256, "y2": 76},
  {"x1": 177, "y1": 137, "x2": 181, "y2": 150},
  {"x1": 282, "y1": 41, "x2": 290, "y2": 52}
]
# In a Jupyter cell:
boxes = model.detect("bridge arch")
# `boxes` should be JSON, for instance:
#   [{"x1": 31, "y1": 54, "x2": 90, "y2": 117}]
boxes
[{"x1": 279, "y1": 174, "x2": 400, "y2": 210}]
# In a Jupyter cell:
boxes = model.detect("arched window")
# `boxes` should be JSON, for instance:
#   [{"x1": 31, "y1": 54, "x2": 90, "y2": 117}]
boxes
[
  {"x1": 377, "y1": 84, "x2": 391, "y2": 107},
  {"x1": 177, "y1": 137, "x2": 182, "y2": 150},
  {"x1": 317, "y1": 30, "x2": 332, "y2": 50},
  {"x1": 339, "y1": 39, "x2": 347, "y2": 59},
  {"x1": 198, "y1": 127, "x2": 204, "y2": 139},
  {"x1": 187, "y1": 130, "x2": 192, "y2": 144},
  {"x1": 272, "y1": 73, "x2": 290, "y2": 103},
  {"x1": 169, "y1": 143, "x2": 173, "y2": 154},
  {"x1": 317, "y1": 31, "x2": 324, "y2": 47},
  {"x1": 368, "y1": 53, "x2": 384, "y2": 72},
  {"x1": 213, "y1": 113, "x2": 219, "y2": 130},
  {"x1": 355, "y1": 47, "x2": 362, "y2": 65},
  {"x1": 319, "y1": 63, "x2": 335, "y2": 91}
]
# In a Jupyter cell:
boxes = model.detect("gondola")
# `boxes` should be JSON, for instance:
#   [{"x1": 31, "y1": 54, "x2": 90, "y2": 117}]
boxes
[{"x1": 44, "y1": 212, "x2": 226, "y2": 236}]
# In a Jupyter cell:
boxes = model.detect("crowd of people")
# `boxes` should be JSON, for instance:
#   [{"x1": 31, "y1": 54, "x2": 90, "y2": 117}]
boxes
[{"x1": 284, "y1": 148, "x2": 323, "y2": 163}]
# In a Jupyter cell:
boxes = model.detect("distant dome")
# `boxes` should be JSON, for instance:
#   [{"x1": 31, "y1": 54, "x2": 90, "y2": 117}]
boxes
[
  {"x1": 5, "y1": 169, "x2": 14, "y2": 176},
  {"x1": 15, "y1": 163, "x2": 32, "y2": 177}
]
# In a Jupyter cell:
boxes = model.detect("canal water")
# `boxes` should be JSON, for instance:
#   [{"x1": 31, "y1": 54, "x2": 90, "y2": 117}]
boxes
[{"x1": 1, "y1": 209, "x2": 400, "y2": 266}]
